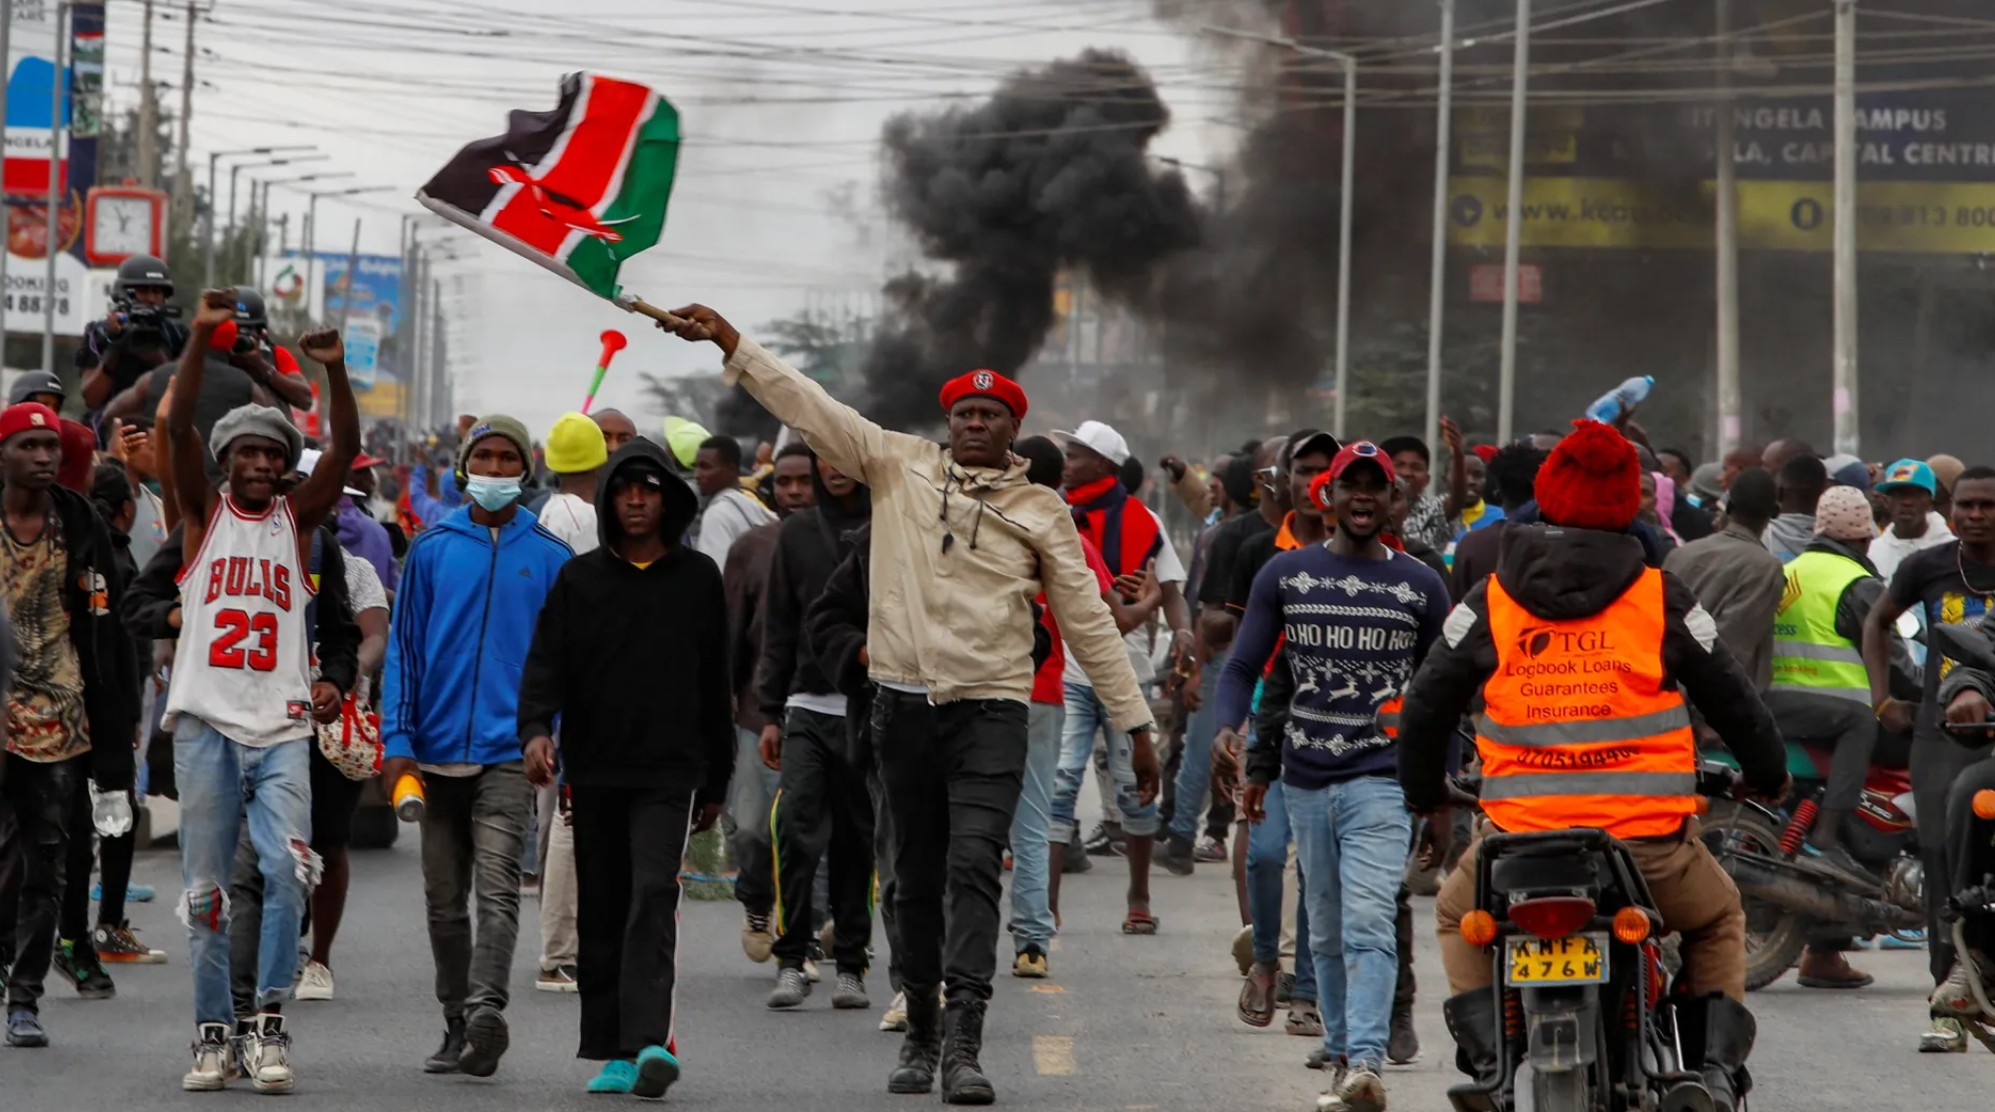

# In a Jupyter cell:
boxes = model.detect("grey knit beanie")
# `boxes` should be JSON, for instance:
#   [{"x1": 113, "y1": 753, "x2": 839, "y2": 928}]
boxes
[{"x1": 210, "y1": 403, "x2": 303, "y2": 471}]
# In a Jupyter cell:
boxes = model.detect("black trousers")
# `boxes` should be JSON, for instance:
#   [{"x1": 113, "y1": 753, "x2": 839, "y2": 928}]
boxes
[
  {"x1": 1945, "y1": 757, "x2": 1995, "y2": 959},
  {"x1": 571, "y1": 783, "x2": 691, "y2": 1061},
  {"x1": 1764, "y1": 690, "x2": 1878, "y2": 811},
  {"x1": 1916, "y1": 732, "x2": 1994, "y2": 984},
  {"x1": 867, "y1": 755, "x2": 903, "y2": 994},
  {"x1": 873, "y1": 692, "x2": 1027, "y2": 1005},
  {"x1": 0, "y1": 754, "x2": 83, "y2": 1013},
  {"x1": 771, "y1": 706, "x2": 875, "y2": 973}
]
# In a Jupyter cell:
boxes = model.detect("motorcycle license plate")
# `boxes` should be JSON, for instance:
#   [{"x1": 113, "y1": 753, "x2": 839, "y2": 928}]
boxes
[{"x1": 1504, "y1": 933, "x2": 1609, "y2": 986}]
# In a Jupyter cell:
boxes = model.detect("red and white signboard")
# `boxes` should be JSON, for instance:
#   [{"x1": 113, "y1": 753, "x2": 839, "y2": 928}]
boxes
[
  {"x1": 3, "y1": 3, "x2": 70, "y2": 197},
  {"x1": 1469, "y1": 262, "x2": 1544, "y2": 304}
]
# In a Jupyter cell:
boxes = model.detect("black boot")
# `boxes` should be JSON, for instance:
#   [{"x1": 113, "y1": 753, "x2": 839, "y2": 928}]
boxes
[
  {"x1": 941, "y1": 1000, "x2": 996, "y2": 1105},
  {"x1": 1691, "y1": 995, "x2": 1756, "y2": 1112},
  {"x1": 887, "y1": 989, "x2": 942, "y2": 1094},
  {"x1": 1443, "y1": 991, "x2": 1503, "y2": 1107}
]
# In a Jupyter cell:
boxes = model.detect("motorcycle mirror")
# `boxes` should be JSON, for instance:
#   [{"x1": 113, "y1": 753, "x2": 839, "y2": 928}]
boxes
[{"x1": 1931, "y1": 622, "x2": 1995, "y2": 675}]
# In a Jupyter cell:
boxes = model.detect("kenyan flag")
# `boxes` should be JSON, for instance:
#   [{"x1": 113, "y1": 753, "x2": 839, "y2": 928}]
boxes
[{"x1": 416, "y1": 73, "x2": 680, "y2": 300}]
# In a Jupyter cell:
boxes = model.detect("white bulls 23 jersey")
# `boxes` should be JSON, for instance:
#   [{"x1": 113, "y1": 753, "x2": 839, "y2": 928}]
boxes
[{"x1": 164, "y1": 495, "x2": 317, "y2": 746}]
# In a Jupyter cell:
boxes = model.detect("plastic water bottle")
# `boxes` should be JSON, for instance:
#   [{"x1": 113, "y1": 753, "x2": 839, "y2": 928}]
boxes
[
  {"x1": 1584, "y1": 375, "x2": 1654, "y2": 424},
  {"x1": 91, "y1": 786, "x2": 133, "y2": 838},
  {"x1": 393, "y1": 773, "x2": 426, "y2": 823}
]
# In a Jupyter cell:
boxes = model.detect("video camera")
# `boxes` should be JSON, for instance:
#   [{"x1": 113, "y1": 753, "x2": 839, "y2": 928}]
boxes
[{"x1": 112, "y1": 253, "x2": 178, "y2": 348}]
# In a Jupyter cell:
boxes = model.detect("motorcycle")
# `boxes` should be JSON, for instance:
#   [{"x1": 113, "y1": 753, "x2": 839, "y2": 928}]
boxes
[
  {"x1": 1917, "y1": 622, "x2": 1995, "y2": 1050},
  {"x1": 1444, "y1": 766, "x2": 1752, "y2": 1112},
  {"x1": 1702, "y1": 741, "x2": 1923, "y2": 991}
]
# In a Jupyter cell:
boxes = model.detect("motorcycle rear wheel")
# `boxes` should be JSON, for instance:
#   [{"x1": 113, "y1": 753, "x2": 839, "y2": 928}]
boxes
[{"x1": 1703, "y1": 801, "x2": 1809, "y2": 991}]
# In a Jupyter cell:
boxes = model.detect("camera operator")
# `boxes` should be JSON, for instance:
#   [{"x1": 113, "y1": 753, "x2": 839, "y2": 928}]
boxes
[
  {"x1": 78, "y1": 254, "x2": 188, "y2": 412},
  {"x1": 102, "y1": 287, "x2": 292, "y2": 471},
  {"x1": 214, "y1": 288, "x2": 314, "y2": 412}
]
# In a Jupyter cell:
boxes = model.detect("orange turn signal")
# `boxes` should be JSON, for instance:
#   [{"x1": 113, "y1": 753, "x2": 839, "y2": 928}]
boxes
[
  {"x1": 1976, "y1": 790, "x2": 1995, "y2": 822},
  {"x1": 1460, "y1": 909, "x2": 1499, "y2": 948},
  {"x1": 1612, "y1": 906, "x2": 1652, "y2": 945}
]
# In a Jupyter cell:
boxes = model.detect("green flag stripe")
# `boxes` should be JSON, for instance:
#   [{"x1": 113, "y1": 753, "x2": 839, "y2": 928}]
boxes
[{"x1": 566, "y1": 96, "x2": 681, "y2": 299}]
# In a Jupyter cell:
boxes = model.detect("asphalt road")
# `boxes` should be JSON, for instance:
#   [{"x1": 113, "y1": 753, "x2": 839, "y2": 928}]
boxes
[{"x1": 8, "y1": 830, "x2": 1992, "y2": 1110}]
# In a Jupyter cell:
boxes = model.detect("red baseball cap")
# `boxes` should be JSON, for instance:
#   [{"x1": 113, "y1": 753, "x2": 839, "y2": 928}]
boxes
[
  {"x1": 1328, "y1": 440, "x2": 1397, "y2": 485},
  {"x1": 350, "y1": 453, "x2": 385, "y2": 470}
]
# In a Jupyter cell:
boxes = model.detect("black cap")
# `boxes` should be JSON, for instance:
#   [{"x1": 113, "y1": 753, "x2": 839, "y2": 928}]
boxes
[
  {"x1": 610, "y1": 458, "x2": 668, "y2": 491},
  {"x1": 1283, "y1": 429, "x2": 1342, "y2": 468}
]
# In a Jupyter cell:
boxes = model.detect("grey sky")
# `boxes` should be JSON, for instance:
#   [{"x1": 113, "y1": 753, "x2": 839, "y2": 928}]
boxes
[{"x1": 98, "y1": 0, "x2": 1226, "y2": 441}]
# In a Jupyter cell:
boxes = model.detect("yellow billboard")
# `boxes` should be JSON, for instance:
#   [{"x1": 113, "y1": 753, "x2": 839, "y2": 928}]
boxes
[{"x1": 1445, "y1": 176, "x2": 1995, "y2": 254}]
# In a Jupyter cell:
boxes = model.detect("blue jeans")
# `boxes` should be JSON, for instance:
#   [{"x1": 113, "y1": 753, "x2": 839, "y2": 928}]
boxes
[
  {"x1": 1288, "y1": 775, "x2": 1412, "y2": 1072},
  {"x1": 173, "y1": 718, "x2": 313, "y2": 1026},
  {"x1": 1051, "y1": 681, "x2": 1160, "y2": 843},
  {"x1": 1008, "y1": 701, "x2": 1063, "y2": 952},
  {"x1": 1167, "y1": 654, "x2": 1225, "y2": 843},
  {"x1": 1247, "y1": 778, "x2": 1315, "y2": 1003}
]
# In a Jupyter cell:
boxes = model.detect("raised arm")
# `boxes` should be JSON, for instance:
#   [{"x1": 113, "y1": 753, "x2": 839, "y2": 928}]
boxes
[
  {"x1": 660, "y1": 304, "x2": 918, "y2": 484},
  {"x1": 170, "y1": 291, "x2": 235, "y2": 559},
  {"x1": 286, "y1": 328, "x2": 358, "y2": 534},
  {"x1": 1441, "y1": 416, "x2": 1470, "y2": 520}
]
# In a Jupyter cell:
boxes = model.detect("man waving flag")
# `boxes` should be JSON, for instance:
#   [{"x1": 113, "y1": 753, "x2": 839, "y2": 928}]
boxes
[{"x1": 417, "y1": 73, "x2": 681, "y2": 301}]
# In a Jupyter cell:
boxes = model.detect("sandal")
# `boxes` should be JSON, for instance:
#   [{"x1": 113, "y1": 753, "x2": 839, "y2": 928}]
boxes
[{"x1": 1122, "y1": 908, "x2": 1160, "y2": 935}]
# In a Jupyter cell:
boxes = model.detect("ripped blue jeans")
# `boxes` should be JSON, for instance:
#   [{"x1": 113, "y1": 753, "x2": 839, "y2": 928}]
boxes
[{"x1": 173, "y1": 717, "x2": 314, "y2": 1026}]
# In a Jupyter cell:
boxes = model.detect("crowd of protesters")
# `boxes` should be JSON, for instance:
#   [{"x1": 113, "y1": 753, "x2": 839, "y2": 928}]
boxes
[{"x1": 6, "y1": 275, "x2": 1995, "y2": 1112}]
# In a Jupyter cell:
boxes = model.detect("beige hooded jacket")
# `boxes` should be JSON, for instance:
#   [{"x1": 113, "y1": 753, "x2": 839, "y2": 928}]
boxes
[{"x1": 721, "y1": 338, "x2": 1153, "y2": 732}]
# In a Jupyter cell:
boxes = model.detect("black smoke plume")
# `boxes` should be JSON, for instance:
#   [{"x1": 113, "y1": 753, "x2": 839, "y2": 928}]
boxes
[{"x1": 856, "y1": 49, "x2": 1201, "y2": 428}]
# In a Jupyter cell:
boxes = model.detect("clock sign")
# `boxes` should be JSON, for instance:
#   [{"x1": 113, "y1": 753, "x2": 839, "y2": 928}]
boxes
[{"x1": 85, "y1": 187, "x2": 168, "y2": 266}]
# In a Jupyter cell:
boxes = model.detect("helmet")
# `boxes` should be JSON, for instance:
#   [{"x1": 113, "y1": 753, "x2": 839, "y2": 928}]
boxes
[
  {"x1": 230, "y1": 287, "x2": 268, "y2": 330},
  {"x1": 114, "y1": 254, "x2": 172, "y2": 298}
]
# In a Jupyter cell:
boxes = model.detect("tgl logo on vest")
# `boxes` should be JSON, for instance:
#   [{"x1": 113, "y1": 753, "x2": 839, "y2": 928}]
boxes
[{"x1": 1516, "y1": 627, "x2": 1615, "y2": 658}]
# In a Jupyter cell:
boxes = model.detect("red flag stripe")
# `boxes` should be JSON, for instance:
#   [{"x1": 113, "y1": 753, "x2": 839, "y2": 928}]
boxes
[{"x1": 487, "y1": 76, "x2": 653, "y2": 256}]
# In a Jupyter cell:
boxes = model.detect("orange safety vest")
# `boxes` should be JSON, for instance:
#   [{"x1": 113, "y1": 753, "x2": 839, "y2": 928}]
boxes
[{"x1": 1476, "y1": 567, "x2": 1698, "y2": 840}]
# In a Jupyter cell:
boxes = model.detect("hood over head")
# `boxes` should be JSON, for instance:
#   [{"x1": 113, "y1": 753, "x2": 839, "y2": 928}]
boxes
[
  {"x1": 595, "y1": 437, "x2": 699, "y2": 551},
  {"x1": 806, "y1": 445, "x2": 871, "y2": 532},
  {"x1": 1495, "y1": 523, "x2": 1647, "y2": 622}
]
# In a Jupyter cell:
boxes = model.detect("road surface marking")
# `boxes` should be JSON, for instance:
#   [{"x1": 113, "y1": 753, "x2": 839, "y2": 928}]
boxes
[{"x1": 1033, "y1": 1035, "x2": 1076, "y2": 1076}]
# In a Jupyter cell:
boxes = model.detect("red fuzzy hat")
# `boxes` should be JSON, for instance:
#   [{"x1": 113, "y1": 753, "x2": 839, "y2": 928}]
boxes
[
  {"x1": 1535, "y1": 420, "x2": 1640, "y2": 532},
  {"x1": 938, "y1": 369, "x2": 1028, "y2": 420}
]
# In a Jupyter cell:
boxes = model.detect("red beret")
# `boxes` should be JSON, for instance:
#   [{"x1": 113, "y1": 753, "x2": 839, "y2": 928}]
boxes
[
  {"x1": 0, "y1": 402, "x2": 59, "y2": 444},
  {"x1": 1472, "y1": 444, "x2": 1499, "y2": 464},
  {"x1": 57, "y1": 420, "x2": 96, "y2": 493},
  {"x1": 938, "y1": 369, "x2": 1028, "y2": 420}
]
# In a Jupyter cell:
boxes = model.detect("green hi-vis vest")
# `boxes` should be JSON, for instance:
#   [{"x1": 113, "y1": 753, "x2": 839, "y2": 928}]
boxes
[{"x1": 1770, "y1": 549, "x2": 1872, "y2": 702}]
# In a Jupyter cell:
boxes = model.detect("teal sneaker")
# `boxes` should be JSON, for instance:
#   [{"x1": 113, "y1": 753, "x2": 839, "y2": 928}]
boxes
[
  {"x1": 586, "y1": 1060, "x2": 636, "y2": 1095},
  {"x1": 633, "y1": 1045, "x2": 680, "y2": 1099}
]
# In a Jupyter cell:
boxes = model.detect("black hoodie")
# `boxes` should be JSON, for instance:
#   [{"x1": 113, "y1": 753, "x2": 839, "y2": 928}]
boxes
[
  {"x1": 756, "y1": 452, "x2": 870, "y2": 720},
  {"x1": 1396, "y1": 522, "x2": 1788, "y2": 814},
  {"x1": 516, "y1": 438, "x2": 733, "y2": 800}
]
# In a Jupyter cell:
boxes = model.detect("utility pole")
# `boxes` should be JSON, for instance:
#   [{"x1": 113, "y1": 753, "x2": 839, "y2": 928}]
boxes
[
  {"x1": 41, "y1": 2, "x2": 67, "y2": 377},
  {"x1": 172, "y1": 1, "x2": 195, "y2": 229},
  {"x1": 1714, "y1": 0, "x2": 1741, "y2": 455},
  {"x1": 1423, "y1": 0, "x2": 1456, "y2": 454},
  {"x1": 1, "y1": 0, "x2": 15, "y2": 345},
  {"x1": 1831, "y1": 0, "x2": 1860, "y2": 455},
  {"x1": 137, "y1": 0, "x2": 156, "y2": 186},
  {"x1": 1495, "y1": 0, "x2": 1532, "y2": 443}
]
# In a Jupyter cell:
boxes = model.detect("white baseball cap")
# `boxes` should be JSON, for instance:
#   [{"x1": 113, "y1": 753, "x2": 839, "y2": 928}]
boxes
[
  {"x1": 1053, "y1": 420, "x2": 1131, "y2": 467},
  {"x1": 295, "y1": 447, "x2": 366, "y2": 497}
]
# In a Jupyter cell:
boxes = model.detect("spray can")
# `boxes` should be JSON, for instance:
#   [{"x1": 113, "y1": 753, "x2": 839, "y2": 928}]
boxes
[
  {"x1": 1584, "y1": 375, "x2": 1655, "y2": 425},
  {"x1": 393, "y1": 773, "x2": 426, "y2": 823}
]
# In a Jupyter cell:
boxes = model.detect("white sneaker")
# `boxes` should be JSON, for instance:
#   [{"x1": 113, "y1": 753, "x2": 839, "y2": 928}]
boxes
[
  {"x1": 247, "y1": 1014, "x2": 295, "y2": 1094},
  {"x1": 183, "y1": 1023, "x2": 232, "y2": 1092},
  {"x1": 879, "y1": 991, "x2": 908, "y2": 1032},
  {"x1": 295, "y1": 962, "x2": 335, "y2": 1002}
]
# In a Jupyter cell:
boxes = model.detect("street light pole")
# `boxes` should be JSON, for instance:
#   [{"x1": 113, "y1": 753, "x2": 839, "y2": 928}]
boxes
[
  {"x1": 1496, "y1": 0, "x2": 1532, "y2": 444},
  {"x1": 1424, "y1": 0, "x2": 1456, "y2": 453},
  {"x1": 202, "y1": 145, "x2": 314, "y2": 291},
  {"x1": 296, "y1": 185, "x2": 392, "y2": 318}
]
